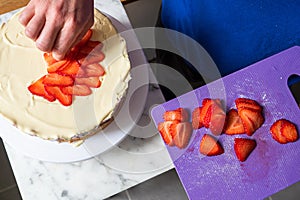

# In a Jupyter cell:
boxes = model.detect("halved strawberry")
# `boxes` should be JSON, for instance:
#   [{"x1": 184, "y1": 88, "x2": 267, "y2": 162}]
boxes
[
  {"x1": 45, "y1": 86, "x2": 72, "y2": 106},
  {"x1": 158, "y1": 121, "x2": 175, "y2": 146},
  {"x1": 234, "y1": 138, "x2": 257, "y2": 162},
  {"x1": 172, "y1": 122, "x2": 193, "y2": 149},
  {"x1": 199, "y1": 134, "x2": 224, "y2": 156},
  {"x1": 75, "y1": 77, "x2": 101, "y2": 88},
  {"x1": 163, "y1": 108, "x2": 189, "y2": 122},
  {"x1": 238, "y1": 107, "x2": 264, "y2": 136},
  {"x1": 223, "y1": 109, "x2": 245, "y2": 135},
  {"x1": 81, "y1": 63, "x2": 106, "y2": 77},
  {"x1": 61, "y1": 85, "x2": 92, "y2": 96},
  {"x1": 270, "y1": 119, "x2": 298, "y2": 144},
  {"x1": 43, "y1": 73, "x2": 74, "y2": 86},
  {"x1": 28, "y1": 76, "x2": 56, "y2": 102},
  {"x1": 192, "y1": 107, "x2": 203, "y2": 129},
  {"x1": 200, "y1": 98, "x2": 226, "y2": 135}
]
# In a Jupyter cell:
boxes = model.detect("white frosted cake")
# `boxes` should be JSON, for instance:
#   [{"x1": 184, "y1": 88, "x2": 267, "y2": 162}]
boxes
[{"x1": 0, "y1": 9, "x2": 131, "y2": 144}]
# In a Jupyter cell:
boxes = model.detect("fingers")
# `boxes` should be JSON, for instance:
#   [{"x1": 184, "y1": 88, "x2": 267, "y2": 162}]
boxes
[
  {"x1": 35, "y1": 18, "x2": 61, "y2": 52},
  {"x1": 24, "y1": 14, "x2": 46, "y2": 40},
  {"x1": 18, "y1": 4, "x2": 35, "y2": 26},
  {"x1": 52, "y1": 23, "x2": 80, "y2": 60},
  {"x1": 52, "y1": 22, "x2": 93, "y2": 60}
]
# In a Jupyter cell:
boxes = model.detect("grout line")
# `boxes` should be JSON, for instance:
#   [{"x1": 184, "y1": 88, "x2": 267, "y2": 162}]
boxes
[
  {"x1": 0, "y1": 184, "x2": 16, "y2": 193},
  {"x1": 125, "y1": 190, "x2": 132, "y2": 200}
]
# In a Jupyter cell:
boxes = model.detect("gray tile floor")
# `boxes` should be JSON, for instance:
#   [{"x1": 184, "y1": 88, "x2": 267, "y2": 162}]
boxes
[{"x1": 1, "y1": 0, "x2": 300, "y2": 200}]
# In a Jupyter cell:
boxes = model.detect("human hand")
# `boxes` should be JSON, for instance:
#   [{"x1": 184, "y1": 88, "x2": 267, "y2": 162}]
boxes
[{"x1": 18, "y1": 0, "x2": 94, "y2": 60}]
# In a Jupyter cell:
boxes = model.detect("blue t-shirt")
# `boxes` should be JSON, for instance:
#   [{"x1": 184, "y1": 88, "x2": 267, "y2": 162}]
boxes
[{"x1": 161, "y1": 0, "x2": 300, "y2": 76}]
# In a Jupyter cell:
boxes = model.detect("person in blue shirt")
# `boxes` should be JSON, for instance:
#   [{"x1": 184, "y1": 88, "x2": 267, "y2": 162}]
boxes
[{"x1": 19, "y1": 0, "x2": 300, "y2": 96}]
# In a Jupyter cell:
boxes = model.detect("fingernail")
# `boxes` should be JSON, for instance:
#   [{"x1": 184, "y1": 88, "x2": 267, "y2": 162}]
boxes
[{"x1": 52, "y1": 52, "x2": 65, "y2": 61}]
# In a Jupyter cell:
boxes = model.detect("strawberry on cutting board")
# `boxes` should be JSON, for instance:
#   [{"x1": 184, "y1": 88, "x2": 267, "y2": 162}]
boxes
[
  {"x1": 158, "y1": 108, "x2": 193, "y2": 149},
  {"x1": 172, "y1": 122, "x2": 193, "y2": 149},
  {"x1": 163, "y1": 108, "x2": 189, "y2": 122},
  {"x1": 192, "y1": 107, "x2": 203, "y2": 129},
  {"x1": 223, "y1": 109, "x2": 245, "y2": 135},
  {"x1": 234, "y1": 138, "x2": 257, "y2": 162},
  {"x1": 158, "y1": 121, "x2": 193, "y2": 149},
  {"x1": 158, "y1": 121, "x2": 175, "y2": 146},
  {"x1": 235, "y1": 98, "x2": 264, "y2": 136},
  {"x1": 199, "y1": 134, "x2": 224, "y2": 156},
  {"x1": 270, "y1": 119, "x2": 298, "y2": 144},
  {"x1": 200, "y1": 98, "x2": 226, "y2": 135}
]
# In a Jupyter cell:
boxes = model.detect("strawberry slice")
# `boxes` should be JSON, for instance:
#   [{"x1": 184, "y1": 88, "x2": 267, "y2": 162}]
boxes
[
  {"x1": 163, "y1": 108, "x2": 189, "y2": 122},
  {"x1": 43, "y1": 53, "x2": 57, "y2": 65},
  {"x1": 223, "y1": 109, "x2": 245, "y2": 135},
  {"x1": 172, "y1": 122, "x2": 193, "y2": 149},
  {"x1": 199, "y1": 134, "x2": 224, "y2": 156},
  {"x1": 61, "y1": 85, "x2": 92, "y2": 96},
  {"x1": 57, "y1": 60, "x2": 81, "y2": 77},
  {"x1": 270, "y1": 119, "x2": 298, "y2": 144},
  {"x1": 235, "y1": 98, "x2": 263, "y2": 112},
  {"x1": 234, "y1": 138, "x2": 257, "y2": 162},
  {"x1": 75, "y1": 77, "x2": 101, "y2": 88},
  {"x1": 43, "y1": 73, "x2": 74, "y2": 86},
  {"x1": 45, "y1": 86, "x2": 72, "y2": 106},
  {"x1": 200, "y1": 98, "x2": 226, "y2": 135},
  {"x1": 81, "y1": 63, "x2": 106, "y2": 77},
  {"x1": 78, "y1": 53, "x2": 105, "y2": 65},
  {"x1": 79, "y1": 41, "x2": 103, "y2": 55},
  {"x1": 158, "y1": 121, "x2": 175, "y2": 146},
  {"x1": 47, "y1": 60, "x2": 68, "y2": 73},
  {"x1": 192, "y1": 107, "x2": 203, "y2": 129},
  {"x1": 238, "y1": 107, "x2": 264, "y2": 136},
  {"x1": 28, "y1": 76, "x2": 56, "y2": 102},
  {"x1": 73, "y1": 29, "x2": 93, "y2": 49}
]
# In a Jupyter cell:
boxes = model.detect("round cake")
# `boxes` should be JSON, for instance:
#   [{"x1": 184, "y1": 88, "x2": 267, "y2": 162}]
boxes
[{"x1": 0, "y1": 9, "x2": 131, "y2": 144}]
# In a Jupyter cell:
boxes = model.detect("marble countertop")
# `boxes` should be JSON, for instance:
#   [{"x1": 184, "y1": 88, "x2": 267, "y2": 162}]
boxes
[{"x1": 0, "y1": 1, "x2": 174, "y2": 199}]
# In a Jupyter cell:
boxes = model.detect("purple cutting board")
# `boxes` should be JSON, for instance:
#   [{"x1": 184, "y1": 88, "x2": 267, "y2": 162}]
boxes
[{"x1": 151, "y1": 46, "x2": 300, "y2": 200}]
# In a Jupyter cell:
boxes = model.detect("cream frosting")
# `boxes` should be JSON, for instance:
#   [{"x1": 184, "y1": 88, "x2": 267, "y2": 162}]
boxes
[{"x1": 0, "y1": 9, "x2": 131, "y2": 142}]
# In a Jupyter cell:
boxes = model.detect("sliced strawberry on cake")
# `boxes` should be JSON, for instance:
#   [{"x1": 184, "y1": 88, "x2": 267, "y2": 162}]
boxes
[
  {"x1": 61, "y1": 85, "x2": 92, "y2": 96},
  {"x1": 75, "y1": 77, "x2": 101, "y2": 88},
  {"x1": 45, "y1": 86, "x2": 72, "y2": 106},
  {"x1": 81, "y1": 63, "x2": 106, "y2": 77},
  {"x1": 234, "y1": 138, "x2": 257, "y2": 162},
  {"x1": 270, "y1": 119, "x2": 298, "y2": 144},
  {"x1": 223, "y1": 109, "x2": 245, "y2": 135},
  {"x1": 28, "y1": 76, "x2": 56, "y2": 102},
  {"x1": 235, "y1": 98, "x2": 264, "y2": 136},
  {"x1": 43, "y1": 73, "x2": 74, "y2": 87},
  {"x1": 57, "y1": 60, "x2": 81, "y2": 77},
  {"x1": 199, "y1": 134, "x2": 224, "y2": 156},
  {"x1": 163, "y1": 108, "x2": 189, "y2": 122}
]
